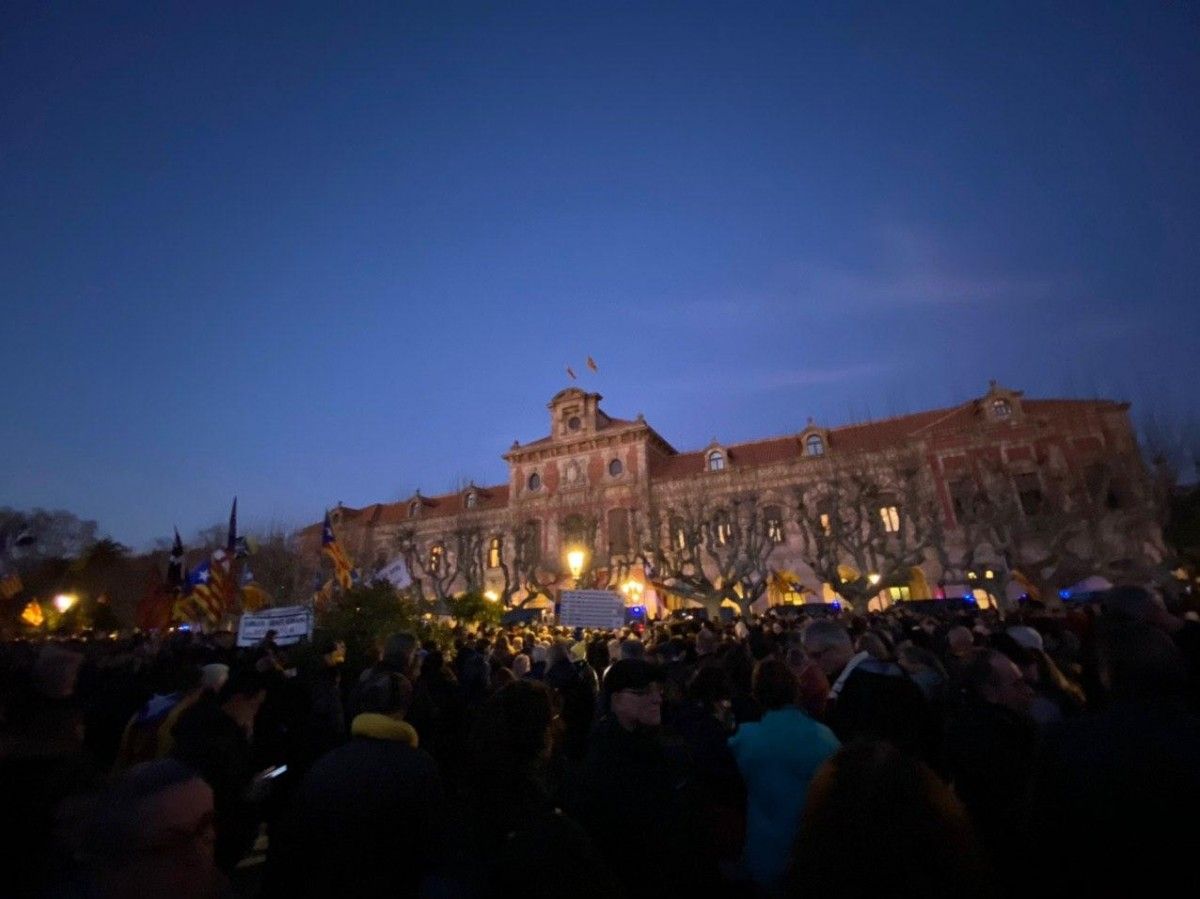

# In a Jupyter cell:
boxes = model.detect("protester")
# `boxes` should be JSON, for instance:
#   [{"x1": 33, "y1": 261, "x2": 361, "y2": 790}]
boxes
[
  {"x1": 787, "y1": 741, "x2": 998, "y2": 899},
  {"x1": 265, "y1": 670, "x2": 442, "y2": 898},
  {"x1": 74, "y1": 759, "x2": 225, "y2": 899},
  {"x1": 728, "y1": 658, "x2": 839, "y2": 891}
]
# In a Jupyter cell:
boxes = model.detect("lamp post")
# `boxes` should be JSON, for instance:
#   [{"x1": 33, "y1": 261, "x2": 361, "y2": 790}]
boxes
[{"x1": 566, "y1": 547, "x2": 587, "y2": 587}]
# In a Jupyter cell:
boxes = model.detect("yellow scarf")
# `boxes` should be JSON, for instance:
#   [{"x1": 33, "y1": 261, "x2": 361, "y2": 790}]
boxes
[{"x1": 350, "y1": 713, "x2": 419, "y2": 747}]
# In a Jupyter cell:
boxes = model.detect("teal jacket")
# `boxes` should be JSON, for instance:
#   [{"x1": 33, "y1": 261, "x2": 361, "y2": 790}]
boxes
[{"x1": 728, "y1": 708, "x2": 840, "y2": 891}]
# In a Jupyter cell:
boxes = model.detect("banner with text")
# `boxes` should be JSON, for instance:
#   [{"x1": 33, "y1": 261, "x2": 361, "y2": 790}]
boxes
[
  {"x1": 558, "y1": 590, "x2": 626, "y2": 630},
  {"x1": 237, "y1": 605, "x2": 314, "y2": 648}
]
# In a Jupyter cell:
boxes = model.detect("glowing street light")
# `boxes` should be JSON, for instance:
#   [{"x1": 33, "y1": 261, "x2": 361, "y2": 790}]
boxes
[
  {"x1": 54, "y1": 593, "x2": 78, "y2": 613},
  {"x1": 867, "y1": 573, "x2": 881, "y2": 586},
  {"x1": 483, "y1": 590, "x2": 499, "y2": 602},
  {"x1": 621, "y1": 579, "x2": 644, "y2": 604},
  {"x1": 566, "y1": 547, "x2": 587, "y2": 580}
]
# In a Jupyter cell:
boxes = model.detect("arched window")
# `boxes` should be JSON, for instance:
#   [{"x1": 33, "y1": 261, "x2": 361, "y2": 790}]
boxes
[
  {"x1": 429, "y1": 544, "x2": 444, "y2": 574},
  {"x1": 608, "y1": 458, "x2": 624, "y2": 477},
  {"x1": 707, "y1": 451, "x2": 725, "y2": 472},
  {"x1": 487, "y1": 536, "x2": 502, "y2": 568},
  {"x1": 805, "y1": 434, "x2": 825, "y2": 457},
  {"x1": 607, "y1": 509, "x2": 630, "y2": 554}
]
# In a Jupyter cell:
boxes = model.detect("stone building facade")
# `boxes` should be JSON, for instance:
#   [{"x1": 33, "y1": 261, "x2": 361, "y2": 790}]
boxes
[{"x1": 302, "y1": 383, "x2": 1163, "y2": 615}]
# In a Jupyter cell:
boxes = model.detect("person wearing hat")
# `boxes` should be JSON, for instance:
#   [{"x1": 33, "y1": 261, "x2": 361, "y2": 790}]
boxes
[{"x1": 571, "y1": 660, "x2": 713, "y2": 898}]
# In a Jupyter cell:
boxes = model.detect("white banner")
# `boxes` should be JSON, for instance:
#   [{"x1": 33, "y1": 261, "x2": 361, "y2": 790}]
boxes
[
  {"x1": 237, "y1": 605, "x2": 314, "y2": 647},
  {"x1": 558, "y1": 590, "x2": 626, "y2": 630},
  {"x1": 373, "y1": 556, "x2": 412, "y2": 589}
]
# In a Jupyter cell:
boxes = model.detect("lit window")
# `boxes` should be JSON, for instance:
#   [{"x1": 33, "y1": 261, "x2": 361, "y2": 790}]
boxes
[
  {"x1": 488, "y1": 537, "x2": 502, "y2": 568},
  {"x1": 609, "y1": 458, "x2": 623, "y2": 477},
  {"x1": 429, "y1": 544, "x2": 444, "y2": 574},
  {"x1": 670, "y1": 515, "x2": 687, "y2": 550},
  {"x1": 805, "y1": 435, "x2": 825, "y2": 457},
  {"x1": 527, "y1": 472, "x2": 541, "y2": 492},
  {"x1": 819, "y1": 513, "x2": 832, "y2": 536},
  {"x1": 764, "y1": 506, "x2": 784, "y2": 543},
  {"x1": 707, "y1": 451, "x2": 725, "y2": 471},
  {"x1": 992, "y1": 399, "x2": 1012, "y2": 419},
  {"x1": 714, "y1": 513, "x2": 732, "y2": 545},
  {"x1": 880, "y1": 506, "x2": 901, "y2": 533},
  {"x1": 888, "y1": 586, "x2": 912, "y2": 602}
]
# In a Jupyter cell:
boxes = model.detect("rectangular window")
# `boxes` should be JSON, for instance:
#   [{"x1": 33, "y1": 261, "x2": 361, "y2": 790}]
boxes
[
  {"x1": 949, "y1": 479, "x2": 975, "y2": 521},
  {"x1": 670, "y1": 515, "x2": 687, "y2": 550},
  {"x1": 764, "y1": 505, "x2": 784, "y2": 543},
  {"x1": 888, "y1": 586, "x2": 912, "y2": 602},
  {"x1": 1015, "y1": 473, "x2": 1043, "y2": 516},
  {"x1": 607, "y1": 509, "x2": 631, "y2": 555},
  {"x1": 879, "y1": 505, "x2": 901, "y2": 533}
]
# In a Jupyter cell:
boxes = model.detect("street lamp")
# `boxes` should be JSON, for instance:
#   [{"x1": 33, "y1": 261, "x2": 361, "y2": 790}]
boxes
[
  {"x1": 483, "y1": 590, "x2": 499, "y2": 603},
  {"x1": 566, "y1": 547, "x2": 587, "y2": 582},
  {"x1": 867, "y1": 573, "x2": 881, "y2": 586},
  {"x1": 54, "y1": 593, "x2": 78, "y2": 613},
  {"x1": 621, "y1": 579, "x2": 644, "y2": 605}
]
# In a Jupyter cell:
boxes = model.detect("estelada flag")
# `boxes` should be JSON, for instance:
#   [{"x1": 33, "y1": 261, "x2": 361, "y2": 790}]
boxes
[{"x1": 322, "y1": 511, "x2": 354, "y2": 591}]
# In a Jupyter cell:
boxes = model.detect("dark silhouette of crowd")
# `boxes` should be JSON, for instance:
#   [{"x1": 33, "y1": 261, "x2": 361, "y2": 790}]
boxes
[{"x1": 2, "y1": 585, "x2": 1199, "y2": 898}]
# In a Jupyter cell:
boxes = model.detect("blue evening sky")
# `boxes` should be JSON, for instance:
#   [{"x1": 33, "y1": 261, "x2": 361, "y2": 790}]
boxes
[{"x1": 2, "y1": 2, "x2": 1197, "y2": 548}]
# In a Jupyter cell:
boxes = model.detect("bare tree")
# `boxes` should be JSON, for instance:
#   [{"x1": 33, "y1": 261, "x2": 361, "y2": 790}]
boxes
[{"x1": 793, "y1": 453, "x2": 942, "y2": 614}]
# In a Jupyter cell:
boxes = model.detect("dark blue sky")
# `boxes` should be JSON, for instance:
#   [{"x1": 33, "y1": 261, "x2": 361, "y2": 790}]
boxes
[{"x1": 3, "y1": 2, "x2": 1197, "y2": 548}]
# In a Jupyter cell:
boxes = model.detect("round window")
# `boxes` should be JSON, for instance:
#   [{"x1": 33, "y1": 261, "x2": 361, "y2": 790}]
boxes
[
  {"x1": 609, "y1": 458, "x2": 624, "y2": 477},
  {"x1": 568, "y1": 415, "x2": 582, "y2": 431},
  {"x1": 527, "y1": 472, "x2": 542, "y2": 492}
]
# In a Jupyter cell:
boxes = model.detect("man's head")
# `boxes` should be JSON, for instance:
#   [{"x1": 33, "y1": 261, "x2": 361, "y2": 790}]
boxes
[
  {"x1": 358, "y1": 671, "x2": 414, "y2": 721},
  {"x1": 381, "y1": 632, "x2": 419, "y2": 674},
  {"x1": 962, "y1": 648, "x2": 1033, "y2": 715},
  {"x1": 603, "y1": 659, "x2": 665, "y2": 731},
  {"x1": 83, "y1": 759, "x2": 221, "y2": 899},
  {"x1": 753, "y1": 658, "x2": 799, "y2": 712},
  {"x1": 802, "y1": 620, "x2": 854, "y2": 679},
  {"x1": 217, "y1": 668, "x2": 268, "y2": 732},
  {"x1": 946, "y1": 626, "x2": 975, "y2": 658}
]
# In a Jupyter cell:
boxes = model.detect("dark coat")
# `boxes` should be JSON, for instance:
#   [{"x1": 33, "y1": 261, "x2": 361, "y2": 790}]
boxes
[
  {"x1": 265, "y1": 734, "x2": 444, "y2": 898},
  {"x1": 827, "y1": 660, "x2": 937, "y2": 763},
  {"x1": 171, "y1": 696, "x2": 260, "y2": 873},
  {"x1": 572, "y1": 716, "x2": 713, "y2": 899}
]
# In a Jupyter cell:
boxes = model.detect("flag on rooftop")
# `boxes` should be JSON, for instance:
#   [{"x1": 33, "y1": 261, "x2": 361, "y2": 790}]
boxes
[
  {"x1": 586, "y1": 355, "x2": 598, "y2": 373},
  {"x1": 322, "y1": 511, "x2": 354, "y2": 590}
]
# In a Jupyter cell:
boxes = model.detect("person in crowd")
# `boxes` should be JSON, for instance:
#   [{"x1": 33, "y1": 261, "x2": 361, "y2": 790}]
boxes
[
  {"x1": 1101, "y1": 585, "x2": 1200, "y2": 709},
  {"x1": 72, "y1": 758, "x2": 225, "y2": 899},
  {"x1": 729, "y1": 658, "x2": 839, "y2": 892},
  {"x1": 667, "y1": 664, "x2": 745, "y2": 871},
  {"x1": 943, "y1": 648, "x2": 1036, "y2": 886},
  {"x1": 265, "y1": 670, "x2": 443, "y2": 898},
  {"x1": 786, "y1": 741, "x2": 998, "y2": 899},
  {"x1": 1032, "y1": 621, "x2": 1200, "y2": 896},
  {"x1": 297, "y1": 637, "x2": 346, "y2": 765},
  {"x1": 573, "y1": 658, "x2": 713, "y2": 898},
  {"x1": 1, "y1": 642, "x2": 100, "y2": 896},
  {"x1": 458, "y1": 680, "x2": 615, "y2": 899},
  {"x1": 171, "y1": 666, "x2": 269, "y2": 873},
  {"x1": 158, "y1": 663, "x2": 229, "y2": 759},
  {"x1": 544, "y1": 637, "x2": 596, "y2": 762},
  {"x1": 114, "y1": 661, "x2": 202, "y2": 772},
  {"x1": 802, "y1": 619, "x2": 934, "y2": 761}
]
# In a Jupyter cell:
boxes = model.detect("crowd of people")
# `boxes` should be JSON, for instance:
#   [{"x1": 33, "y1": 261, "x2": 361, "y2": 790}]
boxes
[{"x1": 2, "y1": 585, "x2": 1199, "y2": 898}]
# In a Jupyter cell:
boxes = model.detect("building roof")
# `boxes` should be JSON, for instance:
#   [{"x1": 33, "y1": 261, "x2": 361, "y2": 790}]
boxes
[
  {"x1": 647, "y1": 396, "x2": 1127, "y2": 478},
  {"x1": 300, "y1": 391, "x2": 1128, "y2": 535}
]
